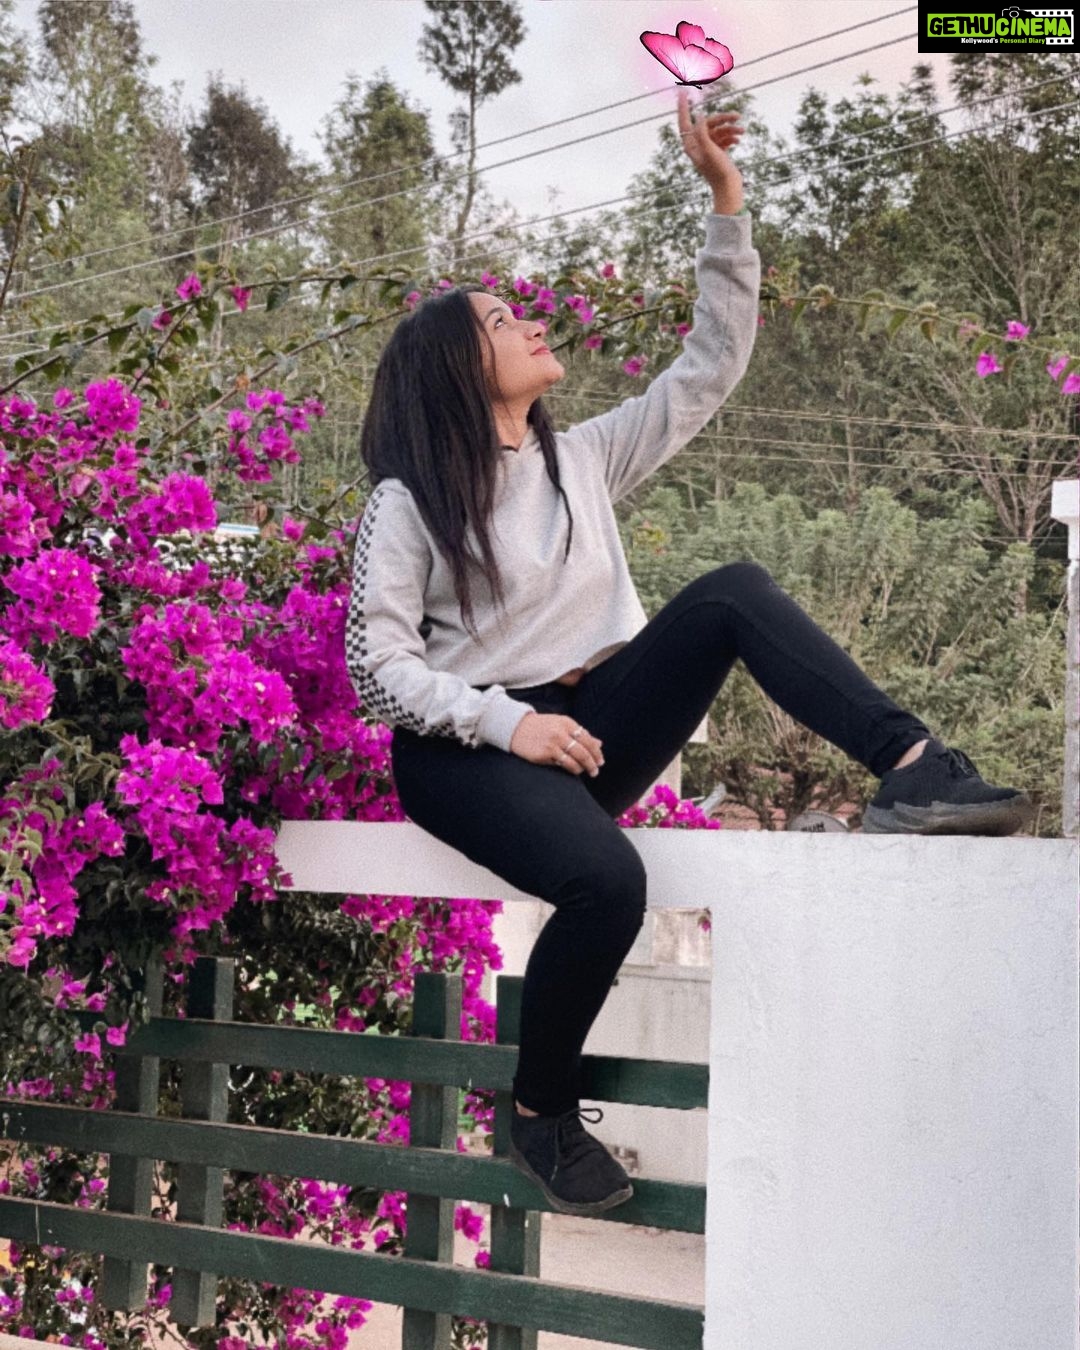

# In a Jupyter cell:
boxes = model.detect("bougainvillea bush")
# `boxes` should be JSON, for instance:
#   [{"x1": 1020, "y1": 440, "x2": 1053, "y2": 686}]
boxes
[{"x1": 0, "y1": 355, "x2": 717, "y2": 1349}]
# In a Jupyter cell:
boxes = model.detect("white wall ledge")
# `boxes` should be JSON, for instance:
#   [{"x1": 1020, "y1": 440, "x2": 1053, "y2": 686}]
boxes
[{"x1": 273, "y1": 822, "x2": 1077, "y2": 1350}]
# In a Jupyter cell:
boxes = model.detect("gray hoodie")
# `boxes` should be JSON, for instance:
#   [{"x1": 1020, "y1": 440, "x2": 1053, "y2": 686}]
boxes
[{"x1": 345, "y1": 210, "x2": 761, "y2": 754}]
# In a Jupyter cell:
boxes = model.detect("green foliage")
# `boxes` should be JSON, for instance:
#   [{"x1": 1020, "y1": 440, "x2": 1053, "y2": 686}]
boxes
[{"x1": 624, "y1": 482, "x2": 1064, "y2": 832}]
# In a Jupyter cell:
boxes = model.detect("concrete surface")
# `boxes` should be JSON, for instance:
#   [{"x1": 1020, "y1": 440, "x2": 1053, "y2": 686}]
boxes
[{"x1": 340, "y1": 1209, "x2": 704, "y2": 1348}]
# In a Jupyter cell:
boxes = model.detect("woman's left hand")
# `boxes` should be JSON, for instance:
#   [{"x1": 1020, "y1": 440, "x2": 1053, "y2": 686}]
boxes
[{"x1": 675, "y1": 87, "x2": 745, "y2": 215}]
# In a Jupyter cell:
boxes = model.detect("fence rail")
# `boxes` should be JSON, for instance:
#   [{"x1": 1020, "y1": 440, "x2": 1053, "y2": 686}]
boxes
[{"x1": 0, "y1": 954, "x2": 707, "y2": 1349}]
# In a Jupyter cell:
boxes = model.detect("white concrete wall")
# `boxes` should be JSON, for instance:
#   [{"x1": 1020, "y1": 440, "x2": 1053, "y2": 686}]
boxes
[
  {"x1": 276, "y1": 823, "x2": 1077, "y2": 1349},
  {"x1": 702, "y1": 835, "x2": 1077, "y2": 1350}
]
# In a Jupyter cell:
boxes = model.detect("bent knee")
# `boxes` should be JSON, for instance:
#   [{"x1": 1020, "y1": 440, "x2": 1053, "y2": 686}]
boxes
[
  {"x1": 695, "y1": 560, "x2": 774, "y2": 598},
  {"x1": 554, "y1": 851, "x2": 647, "y2": 923}
]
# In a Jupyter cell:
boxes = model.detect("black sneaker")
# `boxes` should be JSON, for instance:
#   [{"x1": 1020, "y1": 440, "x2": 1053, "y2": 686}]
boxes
[
  {"x1": 862, "y1": 737, "x2": 1034, "y2": 836},
  {"x1": 507, "y1": 1105, "x2": 634, "y2": 1217}
]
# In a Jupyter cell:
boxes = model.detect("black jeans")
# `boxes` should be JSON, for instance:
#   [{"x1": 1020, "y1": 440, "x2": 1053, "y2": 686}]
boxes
[{"x1": 389, "y1": 562, "x2": 931, "y2": 1116}]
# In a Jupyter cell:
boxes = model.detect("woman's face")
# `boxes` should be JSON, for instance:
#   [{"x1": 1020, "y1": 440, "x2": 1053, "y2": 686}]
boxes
[{"x1": 468, "y1": 292, "x2": 565, "y2": 404}]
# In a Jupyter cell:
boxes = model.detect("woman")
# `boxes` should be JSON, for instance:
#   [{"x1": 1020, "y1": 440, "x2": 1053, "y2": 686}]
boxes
[{"x1": 345, "y1": 90, "x2": 1033, "y2": 1219}]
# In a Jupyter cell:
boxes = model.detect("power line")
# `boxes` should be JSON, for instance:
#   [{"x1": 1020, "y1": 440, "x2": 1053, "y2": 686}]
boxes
[
  {"x1": 21, "y1": 7, "x2": 922, "y2": 280},
  {"x1": 8, "y1": 30, "x2": 920, "y2": 304},
  {"x1": 549, "y1": 391, "x2": 1079, "y2": 442},
  {"x1": 3, "y1": 89, "x2": 1075, "y2": 358},
  {"x1": 314, "y1": 405, "x2": 1076, "y2": 445},
  {"x1": 308, "y1": 412, "x2": 1071, "y2": 484}
]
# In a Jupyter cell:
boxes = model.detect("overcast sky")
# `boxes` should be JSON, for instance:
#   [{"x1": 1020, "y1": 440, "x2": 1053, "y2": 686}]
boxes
[{"x1": 8, "y1": 0, "x2": 954, "y2": 236}]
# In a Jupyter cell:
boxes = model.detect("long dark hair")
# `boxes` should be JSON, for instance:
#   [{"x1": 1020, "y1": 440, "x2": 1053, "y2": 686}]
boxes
[{"x1": 358, "y1": 283, "x2": 575, "y2": 644}]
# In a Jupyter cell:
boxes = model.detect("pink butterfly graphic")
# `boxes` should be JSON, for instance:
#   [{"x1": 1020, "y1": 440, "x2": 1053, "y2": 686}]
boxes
[{"x1": 639, "y1": 20, "x2": 734, "y2": 90}]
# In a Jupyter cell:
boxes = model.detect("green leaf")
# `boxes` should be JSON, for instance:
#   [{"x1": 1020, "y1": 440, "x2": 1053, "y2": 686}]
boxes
[
  {"x1": 886, "y1": 309, "x2": 910, "y2": 340},
  {"x1": 791, "y1": 298, "x2": 810, "y2": 325},
  {"x1": 107, "y1": 328, "x2": 127, "y2": 354},
  {"x1": 919, "y1": 317, "x2": 937, "y2": 343},
  {"x1": 1001, "y1": 350, "x2": 1020, "y2": 382},
  {"x1": 266, "y1": 283, "x2": 291, "y2": 312},
  {"x1": 1058, "y1": 355, "x2": 1080, "y2": 380}
]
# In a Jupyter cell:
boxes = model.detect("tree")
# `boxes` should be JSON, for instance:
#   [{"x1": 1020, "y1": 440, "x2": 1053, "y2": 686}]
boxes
[
  {"x1": 186, "y1": 73, "x2": 303, "y2": 263},
  {"x1": 0, "y1": 0, "x2": 30, "y2": 125},
  {"x1": 417, "y1": 0, "x2": 526, "y2": 269},
  {"x1": 186, "y1": 74, "x2": 310, "y2": 357},
  {"x1": 317, "y1": 68, "x2": 438, "y2": 272},
  {"x1": 31, "y1": 0, "x2": 158, "y2": 210}
]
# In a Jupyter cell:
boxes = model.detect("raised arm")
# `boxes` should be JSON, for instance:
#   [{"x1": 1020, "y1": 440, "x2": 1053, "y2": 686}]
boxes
[
  {"x1": 344, "y1": 480, "x2": 535, "y2": 753},
  {"x1": 562, "y1": 209, "x2": 761, "y2": 503}
]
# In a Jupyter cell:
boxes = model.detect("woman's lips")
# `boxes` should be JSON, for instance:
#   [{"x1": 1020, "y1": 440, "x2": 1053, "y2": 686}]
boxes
[{"x1": 532, "y1": 345, "x2": 551, "y2": 356}]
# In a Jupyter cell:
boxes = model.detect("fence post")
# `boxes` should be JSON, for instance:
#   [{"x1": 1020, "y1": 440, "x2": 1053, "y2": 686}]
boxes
[
  {"x1": 170, "y1": 954, "x2": 234, "y2": 1329},
  {"x1": 402, "y1": 970, "x2": 462, "y2": 1349},
  {"x1": 487, "y1": 974, "x2": 540, "y2": 1350},
  {"x1": 1051, "y1": 479, "x2": 1078, "y2": 837},
  {"x1": 100, "y1": 957, "x2": 164, "y2": 1312}
]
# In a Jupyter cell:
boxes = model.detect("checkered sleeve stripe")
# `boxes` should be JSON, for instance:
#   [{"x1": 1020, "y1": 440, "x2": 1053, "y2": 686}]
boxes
[{"x1": 344, "y1": 481, "x2": 484, "y2": 747}]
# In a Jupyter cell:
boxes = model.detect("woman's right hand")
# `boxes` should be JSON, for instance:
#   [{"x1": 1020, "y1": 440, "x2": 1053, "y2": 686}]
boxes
[{"x1": 509, "y1": 711, "x2": 605, "y2": 777}]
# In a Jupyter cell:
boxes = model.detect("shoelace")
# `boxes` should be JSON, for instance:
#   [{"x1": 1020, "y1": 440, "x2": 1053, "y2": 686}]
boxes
[
  {"x1": 555, "y1": 1106, "x2": 605, "y2": 1170},
  {"x1": 934, "y1": 745, "x2": 979, "y2": 778}
]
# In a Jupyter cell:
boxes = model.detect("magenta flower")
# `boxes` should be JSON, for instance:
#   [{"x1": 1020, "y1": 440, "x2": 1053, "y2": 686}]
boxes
[
  {"x1": 480, "y1": 271, "x2": 500, "y2": 288},
  {"x1": 1004, "y1": 321, "x2": 1029, "y2": 341},
  {"x1": 176, "y1": 273, "x2": 202, "y2": 302},
  {"x1": 0, "y1": 638, "x2": 55, "y2": 728},
  {"x1": 402, "y1": 290, "x2": 422, "y2": 311},
  {"x1": 975, "y1": 351, "x2": 1002, "y2": 378},
  {"x1": 3, "y1": 547, "x2": 103, "y2": 641},
  {"x1": 1047, "y1": 355, "x2": 1068, "y2": 381},
  {"x1": 151, "y1": 308, "x2": 172, "y2": 331},
  {"x1": 1062, "y1": 372, "x2": 1080, "y2": 396},
  {"x1": 564, "y1": 294, "x2": 596, "y2": 323},
  {"x1": 85, "y1": 377, "x2": 142, "y2": 436},
  {"x1": 583, "y1": 334, "x2": 603, "y2": 349},
  {"x1": 230, "y1": 286, "x2": 252, "y2": 311},
  {"x1": 623, "y1": 354, "x2": 648, "y2": 376},
  {"x1": 74, "y1": 1031, "x2": 101, "y2": 1059},
  {"x1": 601, "y1": 262, "x2": 617, "y2": 279}
]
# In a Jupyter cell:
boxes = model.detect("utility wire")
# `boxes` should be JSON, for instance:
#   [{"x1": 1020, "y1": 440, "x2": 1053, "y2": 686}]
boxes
[
  {"x1": 3, "y1": 89, "x2": 1075, "y2": 359},
  {"x1": 6, "y1": 30, "x2": 918, "y2": 305},
  {"x1": 21, "y1": 7, "x2": 922, "y2": 279},
  {"x1": 308, "y1": 411, "x2": 1071, "y2": 483},
  {"x1": 13, "y1": 58, "x2": 1073, "y2": 308},
  {"x1": 548, "y1": 391, "x2": 1080, "y2": 442}
]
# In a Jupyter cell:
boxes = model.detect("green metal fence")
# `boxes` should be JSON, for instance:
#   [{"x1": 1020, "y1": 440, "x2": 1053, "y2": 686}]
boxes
[{"x1": 0, "y1": 955, "x2": 707, "y2": 1348}]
